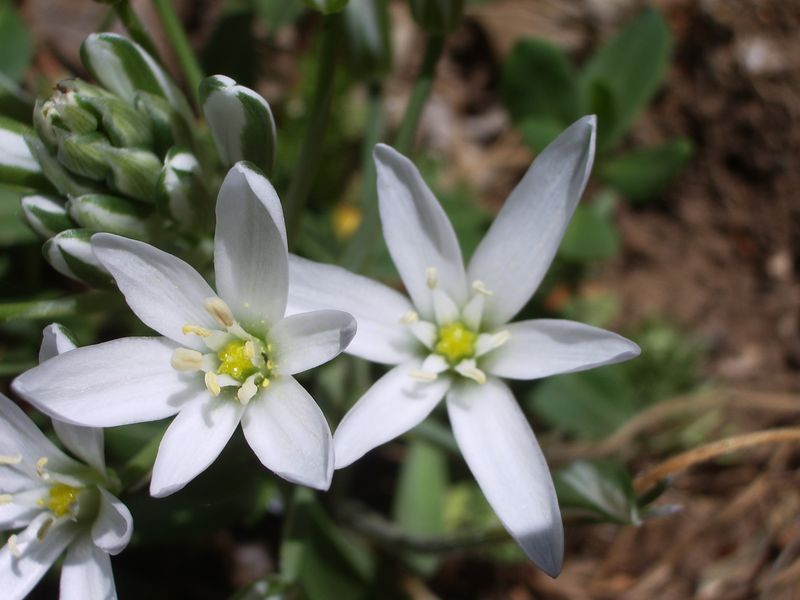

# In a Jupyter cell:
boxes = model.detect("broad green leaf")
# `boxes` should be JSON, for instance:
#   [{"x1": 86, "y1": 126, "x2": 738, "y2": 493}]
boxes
[
  {"x1": 598, "y1": 138, "x2": 693, "y2": 202},
  {"x1": 528, "y1": 366, "x2": 638, "y2": 439},
  {"x1": 392, "y1": 440, "x2": 448, "y2": 574},
  {"x1": 559, "y1": 191, "x2": 619, "y2": 261},
  {"x1": 0, "y1": 291, "x2": 120, "y2": 322},
  {"x1": 578, "y1": 8, "x2": 671, "y2": 146},
  {"x1": 520, "y1": 114, "x2": 566, "y2": 152},
  {"x1": 502, "y1": 38, "x2": 579, "y2": 124},
  {"x1": 0, "y1": 0, "x2": 32, "y2": 81},
  {"x1": 555, "y1": 460, "x2": 641, "y2": 524},
  {"x1": 585, "y1": 79, "x2": 616, "y2": 150}
]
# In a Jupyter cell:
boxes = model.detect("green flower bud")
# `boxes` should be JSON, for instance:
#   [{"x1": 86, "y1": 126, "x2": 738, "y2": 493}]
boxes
[
  {"x1": 20, "y1": 194, "x2": 74, "y2": 238},
  {"x1": 200, "y1": 75, "x2": 276, "y2": 174},
  {"x1": 104, "y1": 146, "x2": 162, "y2": 203},
  {"x1": 50, "y1": 83, "x2": 98, "y2": 134},
  {"x1": 25, "y1": 135, "x2": 98, "y2": 196},
  {"x1": 304, "y1": 0, "x2": 349, "y2": 14},
  {"x1": 67, "y1": 193, "x2": 152, "y2": 239},
  {"x1": 0, "y1": 117, "x2": 50, "y2": 190},
  {"x1": 409, "y1": 0, "x2": 464, "y2": 34},
  {"x1": 343, "y1": 0, "x2": 391, "y2": 81},
  {"x1": 43, "y1": 228, "x2": 111, "y2": 287},
  {"x1": 33, "y1": 98, "x2": 66, "y2": 150},
  {"x1": 80, "y1": 95, "x2": 153, "y2": 149},
  {"x1": 133, "y1": 91, "x2": 191, "y2": 155},
  {"x1": 156, "y1": 147, "x2": 212, "y2": 232},
  {"x1": 55, "y1": 131, "x2": 110, "y2": 181}
]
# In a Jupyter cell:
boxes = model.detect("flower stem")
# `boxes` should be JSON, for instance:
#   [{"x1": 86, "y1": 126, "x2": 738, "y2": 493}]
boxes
[
  {"x1": 284, "y1": 16, "x2": 340, "y2": 246},
  {"x1": 106, "y1": 0, "x2": 163, "y2": 64},
  {"x1": 151, "y1": 0, "x2": 205, "y2": 108},
  {"x1": 340, "y1": 82, "x2": 385, "y2": 270},
  {"x1": 393, "y1": 34, "x2": 444, "y2": 155}
]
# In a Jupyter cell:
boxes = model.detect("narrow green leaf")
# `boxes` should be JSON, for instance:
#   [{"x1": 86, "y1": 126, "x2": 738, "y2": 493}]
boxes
[
  {"x1": 555, "y1": 460, "x2": 641, "y2": 524},
  {"x1": 502, "y1": 38, "x2": 579, "y2": 124},
  {"x1": 0, "y1": 186, "x2": 36, "y2": 246},
  {"x1": 0, "y1": 290, "x2": 119, "y2": 322},
  {"x1": 343, "y1": 0, "x2": 392, "y2": 81},
  {"x1": 0, "y1": 0, "x2": 33, "y2": 81},
  {"x1": 408, "y1": 0, "x2": 464, "y2": 34},
  {"x1": 304, "y1": 0, "x2": 349, "y2": 15},
  {"x1": 598, "y1": 138, "x2": 693, "y2": 202},
  {"x1": 520, "y1": 114, "x2": 568, "y2": 153}
]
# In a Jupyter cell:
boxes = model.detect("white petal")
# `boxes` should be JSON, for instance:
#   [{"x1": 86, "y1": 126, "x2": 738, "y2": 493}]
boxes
[
  {"x1": 0, "y1": 517, "x2": 78, "y2": 599},
  {"x1": 467, "y1": 116, "x2": 597, "y2": 328},
  {"x1": 482, "y1": 319, "x2": 640, "y2": 380},
  {"x1": 60, "y1": 532, "x2": 116, "y2": 600},
  {"x1": 374, "y1": 144, "x2": 467, "y2": 318},
  {"x1": 214, "y1": 163, "x2": 288, "y2": 335},
  {"x1": 287, "y1": 254, "x2": 418, "y2": 365},
  {"x1": 39, "y1": 323, "x2": 77, "y2": 362},
  {"x1": 91, "y1": 233, "x2": 218, "y2": 351},
  {"x1": 447, "y1": 378, "x2": 562, "y2": 576},
  {"x1": 90, "y1": 489, "x2": 132, "y2": 555},
  {"x1": 333, "y1": 362, "x2": 450, "y2": 469},
  {"x1": 0, "y1": 504, "x2": 39, "y2": 530},
  {"x1": 269, "y1": 310, "x2": 356, "y2": 375},
  {"x1": 0, "y1": 393, "x2": 82, "y2": 479},
  {"x1": 241, "y1": 377, "x2": 333, "y2": 490},
  {"x1": 13, "y1": 338, "x2": 191, "y2": 427},
  {"x1": 52, "y1": 421, "x2": 106, "y2": 474},
  {"x1": 149, "y1": 395, "x2": 244, "y2": 497}
]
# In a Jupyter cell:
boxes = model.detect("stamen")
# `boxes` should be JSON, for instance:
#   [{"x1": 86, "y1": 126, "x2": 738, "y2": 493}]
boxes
[
  {"x1": 400, "y1": 311, "x2": 419, "y2": 324},
  {"x1": 491, "y1": 330, "x2": 510, "y2": 347},
  {"x1": 37, "y1": 517, "x2": 54, "y2": 540},
  {"x1": 236, "y1": 375, "x2": 259, "y2": 405},
  {"x1": 475, "y1": 330, "x2": 511, "y2": 357},
  {"x1": 36, "y1": 457, "x2": 50, "y2": 481},
  {"x1": 409, "y1": 369, "x2": 438, "y2": 382},
  {"x1": 205, "y1": 372, "x2": 221, "y2": 397},
  {"x1": 244, "y1": 341, "x2": 256, "y2": 360},
  {"x1": 7, "y1": 534, "x2": 20, "y2": 558},
  {"x1": 0, "y1": 494, "x2": 12, "y2": 505},
  {"x1": 471, "y1": 280, "x2": 493, "y2": 296},
  {"x1": 204, "y1": 297, "x2": 235, "y2": 328},
  {"x1": 261, "y1": 378, "x2": 271, "y2": 388},
  {"x1": 455, "y1": 360, "x2": 487, "y2": 385},
  {"x1": 170, "y1": 348, "x2": 204, "y2": 372},
  {"x1": 183, "y1": 324, "x2": 211, "y2": 337},
  {"x1": 426, "y1": 267, "x2": 438, "y2": 289},
  {"x1": 0, "y1": 454, "x2": 22, "y2": 465},
  {"x1": 409, "y1": 321, "x2": 438, "y2": 349}
]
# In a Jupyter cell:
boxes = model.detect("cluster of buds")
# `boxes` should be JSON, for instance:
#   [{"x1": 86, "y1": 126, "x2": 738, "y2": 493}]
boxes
[{"x1": 7, "y1": 34, "x2": 219, "y2": 285}]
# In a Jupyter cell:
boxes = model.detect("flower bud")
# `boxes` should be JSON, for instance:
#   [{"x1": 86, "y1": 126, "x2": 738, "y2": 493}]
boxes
[
  {"x1": 24, "y1": 135, "x2": 98, "y2": 196},
  {"x1": 55, "y1": 131, "x2": 110, "y2": 181},
  {"x1": 33, "y1": 98, "x2": 66, "y2": 150},
  {"x1": 67, "y1": 193, "x2": 152, "y2": 240},
  {"x1": 408, "y1": 0, "x2": 464, "y2": 34},
  {"x1": 43, "y1": 228, "x2": 111, "y2": 287},
  {"x1": 133, "y1": 91, "x2": 192, "y2": 155},
  {"x1": 303, "y1": 0, "x2": 349, "y2": 14},
  {"x1": 343, "y1": 0, "x2": 391, "y2": 81},
  {"x1": 20, "y1": 194, "x2": 74, "y2": 238},
  {"x1": 156, "y1": 147, "x2": 212, "y2": 231},
  {"x1": 103, "y1": 147, "x2": 162, "y2": 203},
  {"x1": 0, "y1": 117, "x2": 49, "y2": 189},
  {"x1": 50, "y1": 84, "x2": 98, "y2": 135},
  {"x1": 200, "y1": 75, "x2": 276, "y2": 174},
  {"x1": 83, "y1": 95, "x2": 153, "y2": 149}
]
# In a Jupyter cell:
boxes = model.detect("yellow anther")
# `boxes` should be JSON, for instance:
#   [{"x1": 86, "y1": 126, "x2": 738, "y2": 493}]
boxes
[
  {"x1": 237, "y1": 376, "x2": 259, "y2": 405},
  {"x1": 7, "y1": 534, "x2": 20, "y2": 558},
  {"x1": 170, "y1": 348, "x2": 203, "y2": 372},
  {"x1": 0, "y1": 454, "x2": 22, "y2": 465},
  {"x1": 435, "y1": 322, "x2": 477, "y2": 365},
  {"x1": 472, "y1": 280, "x2": 493, "y2": 296},
  {"x1": 217, "y1": 340, "x2": 258, "y2": 383},
  {"x1": 37, "y1": 517, "x2": 54, "y2": 540},
  {"x1": 204, "y1": 297, "x2": 235, "y2": 328},
  {"x1": 182, "y1": 324, "x2": 211, "y2": 337},
  {"x1": 456, "y1": 364, "x2": 487, "y2": 385},
  {"x1": 261, "y1": 378, "x2": 271, "y2": 388},
  {"x1": 426, "y1": 267, "x2": 438, "y2": 289},
  {"x1": 205, "y1": 372, "x2": 221, "y2": 397},
  {"x1": 36, "y1": 457, "x2": 50, "y2": 480},
  {"x1": 400, "y1": 311, "x2": 419, "y2": 324},
  {"x1": 244, "y1": 341, "x2": 256, "y2": 360},
  {"x1": 408, "y1": 369, "x2": 438, "y2": 382},
  {"x1": 0, "y1": 494, "x2": 12, "y2": 505},
  {"x1": 492, "y1": 330, "x2": 510, "y2": 348},
  {"x1": 332, "y1": 203, "x2": 362, "y2": 240}
]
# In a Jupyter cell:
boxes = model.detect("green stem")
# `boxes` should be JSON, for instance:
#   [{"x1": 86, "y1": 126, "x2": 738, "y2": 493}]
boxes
[
  {"x1": 284, "y1": 16, "x2": 340, "y2": 246},
  {"x1": 151, "y1": 0, "x2": 205, "y2": 107},
  {"x1": 107, "y1": 0, "x2": 163, "y2": 63},
  {"x1": 340, "y1": 82, "x2": 384, "y2": 270},
  {"x1": 119, "y1": 427, "x2": 166, "y2": 491},
  {"x1": 394, "y1": 34, "x2": 444, "y2": 155}
]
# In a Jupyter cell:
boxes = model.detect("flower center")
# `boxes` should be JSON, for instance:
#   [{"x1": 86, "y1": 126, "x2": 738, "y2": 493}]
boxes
[
  {"x1": 435, "y1": 322, "x2": 477, "y2": 365},
  {"x1": 44, "y1": 483, "x2": 79, "y2": 518},
  {"x1": 217, "y1": 340, "x2": 259, "y2": 382}
]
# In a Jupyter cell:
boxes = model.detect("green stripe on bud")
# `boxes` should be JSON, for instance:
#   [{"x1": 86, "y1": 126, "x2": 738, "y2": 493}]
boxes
[
  {"x1": 104, "y1": 147, "x2": 162, "y2": 203},
  {"x1": 67, "y1": 194, "x2": 152, "y2": 240},
  {"x1": 200, "y1": 75, "x2": 277, "y2": 175},
  {"x1": 156, "y1": 147, "x2": 212, "y2": 232},
  {"x1": 43, "y1": 228, "x2": 111, "y2": 287},
  {"x1": 409, "y1": 0, "x2": 464, "y2": 34},
  {"x1": 21, "y1": 194, "x2": 74, "y2": 238},
  {"x1": 303, "y1": 0, "x2": 349, "y2": 14},
  {"x1": 82, "y1": 95, "x2": 153, "y2": 149},
  {"x1": 0, "y1": 117, "x2": 50, "y2": 189},
  {"x1": 24, "y1": 135, "x2": 98, "y2": 196},
  {"x1": 55, "y1": 132, "x2": 110, "y2": 181},
  {"x1": 134, "y1": 91, "x2": 193, "y2": 156},
  {"x1": 343, "y1": 0, "x2": 391, "y2": 81}
]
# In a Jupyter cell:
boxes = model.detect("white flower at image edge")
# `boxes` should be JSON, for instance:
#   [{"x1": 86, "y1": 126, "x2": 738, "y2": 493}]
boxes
[
  {"x1": 286, "y1": 116, "x2": 640, "y2": 576},
  {"x1": 1, "y1": 324, "x2": 132, "y2": 600},
  {"x1": 14, "y1": 163, "x2": 357, "y2": 497}
]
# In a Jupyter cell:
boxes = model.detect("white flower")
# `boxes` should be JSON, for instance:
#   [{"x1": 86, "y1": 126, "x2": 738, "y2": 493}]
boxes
[
  {"x1": 285, "y1": 116, "x2": 640, "y2": 576},
  {"x1": 14, "y1": 163, "x2": 356, "y2": 497},
  {"x1": 1, "y1": 323, "x2": 132, "y2": 600}
]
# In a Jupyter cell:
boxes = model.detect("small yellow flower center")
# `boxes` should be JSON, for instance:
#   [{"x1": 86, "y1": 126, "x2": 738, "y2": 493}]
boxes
[
  {"x1": 435, "y1": 322, "x2": 477, "y2": 365},
  {"x1": 44, "y1": 483, "x2": 79, "y2": 518},
  {"x1": 217, "y1": 340, "x2": 258, "y2": 382}
]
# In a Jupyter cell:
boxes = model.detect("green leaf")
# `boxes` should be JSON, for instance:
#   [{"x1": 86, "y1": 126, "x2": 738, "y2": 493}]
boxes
[
  {"x1": 555, "y1": 460, "x2": 641, "y2": 524},
  {"x1": 502, "y1": 38, "x2": 579, "y2": 124},
  {"x1": 392, "y1": 440, "x2": 448, "y2": 574},
  {"x1": 528, "y1": 366, "x2": 639, "y2": 439},
  {"x1": 585, "y1": 79, "x2": 616, "y2": 150},
  {"x1": 0, "y1": 0, "x2": 32, "y2": 81},
  {"x1": 0, "y1": 291, "x2": 120, "y2": 322},
  {"x1": 254, "y1": 0, "x2": 305, "y2": 29},
  {"x1": 598, "y1": 138, "x2": 693, "y2": 202},
  {"x1": 0, "y1": 186, "x2": 35, "y2": 246},
  {"x1": 559, "y1": 191, "x2": 619, "y2": 261},
  {"x1": 0, "y1": 72, "x2": 33, "y2": 122},
  {"x1": 304, "y1": 0, "x2": 349, "y2": 14},
  {"x1": 519, "y1": 114, "x2": 566, "y2": 152},
  {"x1": 408, "y1": 0, "x2": 464, "y2": 34},
  {"x1": 578, "y1": 8, "x2": 671, "y2": 147},
  {"x1": 343, "y1": 0, "x2": 392, "y2": 81}
]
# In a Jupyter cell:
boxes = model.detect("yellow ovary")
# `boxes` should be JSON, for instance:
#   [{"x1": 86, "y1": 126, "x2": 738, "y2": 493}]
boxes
[
  {"x1": 43, "y1": 484, "x2": 79, "y2": 518},
  {"x1": 217, "y1": 340, "x2": 258, "y2": 382},
  {"x1": 435, "y1": 322, "x2": 477, "y2": 365}
]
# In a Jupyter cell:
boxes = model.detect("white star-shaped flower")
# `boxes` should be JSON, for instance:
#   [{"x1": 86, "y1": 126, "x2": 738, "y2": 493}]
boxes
[
  {"x1": 286, "y1": 116, "x2": 640, "y2": 576},
  {"x1": 1, "y1": 324, "x2": 132, "y2": 599},
  {"x1": 14, "y1": 163, "x2": 356, "y2": 497}
]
